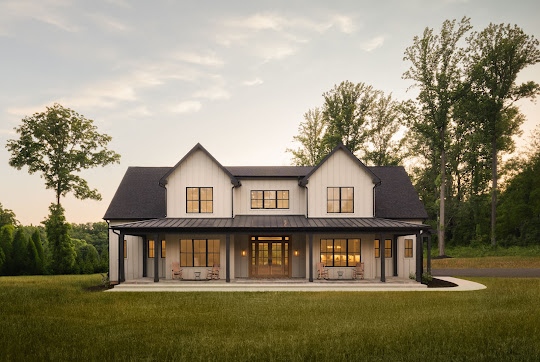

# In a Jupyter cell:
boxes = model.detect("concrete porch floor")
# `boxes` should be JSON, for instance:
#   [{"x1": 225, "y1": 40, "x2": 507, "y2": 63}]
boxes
[{"x1": 107, "y1": 277, "x2": 486, "y2": 292}]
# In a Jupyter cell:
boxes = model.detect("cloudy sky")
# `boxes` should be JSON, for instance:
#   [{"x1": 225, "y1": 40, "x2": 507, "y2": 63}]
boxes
[{"x1": 1, "y1": 0, "x2": 539, "y2": 225}]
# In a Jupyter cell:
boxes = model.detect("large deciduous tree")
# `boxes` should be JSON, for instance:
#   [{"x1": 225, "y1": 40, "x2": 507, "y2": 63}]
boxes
[
  {"x1": 322, "y1": 81, "x2": 379, "y2": 155},
  {"x1": 403, "y1": 17, "x2": 472, "y2": 256},
  {"x1": 287, "y1": 107, "x2": 326, "y2": 166},
  {"x1": 364, "y1": 93, "x2": 406, "y2": 166},
  {"x1": 6, "y1": 103, "x2": 121, "y2": 206},
  {"x1": 465, "y1": 23, "x2": 540, "y2": 246}
]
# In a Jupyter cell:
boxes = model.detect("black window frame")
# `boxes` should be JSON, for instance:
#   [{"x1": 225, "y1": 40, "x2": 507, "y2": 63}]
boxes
[
  {"x1": 186, "y1": 187, "x2": 213, "y2": 213},
  {"x1": 327, "y1": 187, "x2": 354, "y2": 213},
  {"x1": 404, "y1": 239, "x2": 413, "y2": 258},
  {"x1": 179, "y1": 239, "x2": 220, "y2": 267},
  {"x1": 250, "y1": 190, "x2": 289, "y2": 209},
  {"x1": 123, "y1": 239, "x2": 127, "y2": 259},
  {"x1": 161, "y1": 240, "x2": 166, "y2": 258},
  {"x1": 148, "y1": 240, "x2": 155, "y2": 258},
  {"x1": 375, "y1": 239, "x2": 392, "y2": 258},
  {"x1": 320, "y1": 238, "x2": 361, "y2": 267}
]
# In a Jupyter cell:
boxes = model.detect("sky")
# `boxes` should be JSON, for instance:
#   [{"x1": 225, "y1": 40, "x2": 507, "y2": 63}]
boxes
[{"x1": 0, "y1": 0, "x2": 539, "y2": 225}]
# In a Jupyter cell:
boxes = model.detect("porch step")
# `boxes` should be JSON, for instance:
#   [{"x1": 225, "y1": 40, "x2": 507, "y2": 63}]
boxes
[{"x1": 111, "y1": 281, "x2": 427, "y2": 292}]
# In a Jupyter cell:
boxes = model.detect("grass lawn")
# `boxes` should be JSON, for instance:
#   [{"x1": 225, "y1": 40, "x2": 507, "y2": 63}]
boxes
[
  {"x1": 428, "y1": 256, "x2": 540, "y2": 269},
  {"x1": 1, "y1": 275, "x2": 539, "y2": 361}
]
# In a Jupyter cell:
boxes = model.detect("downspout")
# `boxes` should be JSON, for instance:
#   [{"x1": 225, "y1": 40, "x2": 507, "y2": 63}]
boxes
[
  {"x1": 373, "y1": 180, "x2": 382, "y2": 217},
  {"x1": 231, "y1": 185, "x2": 234, "y2": 218},
  {"x1": 305, "y1": 185, "x2": 309, "y2": 218}
]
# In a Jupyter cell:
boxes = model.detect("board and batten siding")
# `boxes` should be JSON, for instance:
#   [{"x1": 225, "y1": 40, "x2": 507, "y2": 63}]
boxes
[
  {"x1": 234, "y1": 179, "x2": 306, "y2": 215},
  {"x1": 166, "y1": 149, "x2": 233, "y2": 218},
  {"x1": 108, "y1": 220, "x2": 144, "y2": 283},
  {"x1": 307, "y1": 149, "x2": 375, "y2": 218}
]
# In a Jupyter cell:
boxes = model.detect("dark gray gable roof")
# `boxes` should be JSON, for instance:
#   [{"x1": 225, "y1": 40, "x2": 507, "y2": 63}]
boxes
[
  {"x1": 159, "y1": 143, "x2": 240, "y2": 187},
  {"x1": 104, "y1": 167, "x2": 171, "y2": 220},
  {"x1": 370, "y1": 166, "x2": 428, "y2": 220},
  {"x1": 299, "y1": 144, "x2": 381, "y2": 186},
  {"x1": 225, "y1": 166, "x2": 314, "y2": 177}
]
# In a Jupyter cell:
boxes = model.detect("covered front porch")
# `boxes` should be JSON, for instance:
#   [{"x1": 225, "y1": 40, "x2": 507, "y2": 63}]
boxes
[{"x1": 111, "y1": 215, "x2": 431, "y2": 285}]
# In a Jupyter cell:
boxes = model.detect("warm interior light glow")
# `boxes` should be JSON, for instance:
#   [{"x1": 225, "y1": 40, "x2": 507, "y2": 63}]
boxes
[
  {"x1": 294, "y1": 250, "x2": 299, "y2": 256},
  {"x1": 242, "y1": 250, "x2": 247, "y2": 256}
]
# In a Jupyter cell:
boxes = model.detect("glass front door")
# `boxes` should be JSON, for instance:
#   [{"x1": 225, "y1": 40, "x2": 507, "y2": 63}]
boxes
[{"x1": 250, "y1": 236, "x2": 290, "y2": 278}]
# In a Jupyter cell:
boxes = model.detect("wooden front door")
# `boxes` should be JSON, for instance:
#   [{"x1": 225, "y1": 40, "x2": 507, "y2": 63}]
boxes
[{"x1": 250, "y1": 236, "x2": 290, "y2": 278}]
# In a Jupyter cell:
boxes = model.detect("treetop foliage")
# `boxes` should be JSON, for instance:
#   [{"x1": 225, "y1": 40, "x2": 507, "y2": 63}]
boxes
[{"x1": 6, "y1": 103, "x2": 121, "y2": 205}]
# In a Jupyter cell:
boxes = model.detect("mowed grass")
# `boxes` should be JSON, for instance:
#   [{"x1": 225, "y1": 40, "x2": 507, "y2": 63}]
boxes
[
  {"x1": 428, "y1": 256, "x2": 540, "y2": 269},
  {"x1": 1, "y1": 275, "x2": 539, "y2": 361}
]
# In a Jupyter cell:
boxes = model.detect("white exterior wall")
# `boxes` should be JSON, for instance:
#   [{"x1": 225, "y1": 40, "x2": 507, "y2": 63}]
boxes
[
  {"x1": 307, "y1": 149, "x2": 375, "y2": 218},
  {"x1": 108, "y1": 220, "x2": 144, "y2": 283},
  {"x1": 166, "y1": 149, "x2": 233, "y2": 218},
  {"x1": 234, "y1": 179, "x2": 306, "y2": 215}
]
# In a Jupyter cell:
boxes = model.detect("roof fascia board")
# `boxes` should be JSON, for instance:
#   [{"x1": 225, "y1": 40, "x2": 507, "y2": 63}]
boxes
[
  {"x1": 299, "y1": 144, "x2": 381, "y2": 186},
  {"x1": 159, "y1": 143, "x2": 240, "y2": 187}
]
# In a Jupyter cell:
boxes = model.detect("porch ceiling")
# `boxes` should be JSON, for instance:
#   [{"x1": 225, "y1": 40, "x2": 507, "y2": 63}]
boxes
[{"x1": 111, "y1": 215, "x2": 429, "y2": 234}]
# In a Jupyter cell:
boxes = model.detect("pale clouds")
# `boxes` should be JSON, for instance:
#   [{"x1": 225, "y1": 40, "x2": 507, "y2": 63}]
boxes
[
  {"x1": 360, "y1": 36, "x2": 385, "y2": 52},
  {"x1": 243, "y1": 78, "x2": 264, "y2": 86},
  {"x1": 173, "y1": 51, "x2": 225, "y2": 67},
  {"x1": 170, "y1": 101, "x2": 202, "y2": 114},
  {"x1": 193, "y1": 86, "x2": 231, "y2": 100},
  {"x1": 216, "y1": 12, "x2": 358, "y2": 61},
  {"x1": 0, "y1": 0, "x2": 80, "y2": 33},
  {"x1": 88, "y1": 13, "x2": 131, "y2": 32}
]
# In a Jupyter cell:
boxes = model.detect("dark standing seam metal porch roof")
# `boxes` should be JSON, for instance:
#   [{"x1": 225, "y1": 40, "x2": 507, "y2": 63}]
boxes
[{"x1": 111, "y1": 215, "x2": 429, "y2": 233}]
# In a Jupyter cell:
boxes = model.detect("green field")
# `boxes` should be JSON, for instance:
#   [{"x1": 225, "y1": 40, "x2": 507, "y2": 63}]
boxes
[
  {"x1": 428, "y1": 256, "x2": 540, "y2": 269},
  {"x1": 1, "y1": 275, "x2": 539, "y2": 361}
]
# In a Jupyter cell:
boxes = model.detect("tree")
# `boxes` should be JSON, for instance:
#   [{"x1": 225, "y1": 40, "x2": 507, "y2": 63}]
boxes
[
  {"x1": 26, "y1": 233, "x2": 40, "y2": 275},
  {"x1": 0, "y1": 225, "x2": 14, "y2": 275},
  {"x1": 43, "y1": 204, "x2": 75, "y2": 274},
  {"x1": 364, "y1": 93, "x2": 406, "y2": 166},
  {"x1": 6, "y1": 103, "x2": 121, "y2": 206},
  {"x1": 11, "y1": 228, "x2": 28, "y2": 275},
  {"x1": 30, "y1": 230, "x2": 44, "y2": 274},
  {"x1": 322, "y1": 81, "x2": 379, "y2": 155},
  {"x1": 287, "y1": 108, "x2": 326, "y2": 166},
  {"x1": 0, "y1": 247, "x2": 4, "y2": 274},
  {"x1": 403, "y1": 17, "x2": 472, "y2": 256},
  {"x1": 0, "y1": 203, "x2": 18, "y2": 228},
  {"x1": 497, "y1": 127, "x2": 540, "y2": 246},
  {"x1": 465, "y1": 23, "x2": 540, "y2": 246}
]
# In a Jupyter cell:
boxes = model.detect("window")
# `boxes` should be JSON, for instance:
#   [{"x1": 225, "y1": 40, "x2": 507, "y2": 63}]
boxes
[
  {"x1": 320, "y1": 239, "x2": 361, "y2": 267},
  {"x1": 405, "y1": 239, "x2": 413, "y2": 258},
  {"x1": 327, "y1": 187, "x2": 354, "y2": 213},
  {"x1": 161, "y1": 240, "x2": 166, "y2": 258},
  {"x1": 123, "y1": 240, "x2": 127, "y2": 259},
  {"x1": 251, "y1": 190, "x2": 289, "y2": 209},
  {"x1": 186, "y1": 187, "x2": 213, "y2": 213},
  {"x1": 375, "y1": 239, "x2": 392, "y2": 258},
  {"x1": 180, "y1": 239, "x2": 220, "y2": 267},
  {"x1": 148, "y1": 240, "x2": 155, "y2": 258}
]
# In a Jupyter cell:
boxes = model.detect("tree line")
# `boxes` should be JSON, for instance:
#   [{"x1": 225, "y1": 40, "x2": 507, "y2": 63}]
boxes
[
  {"x1": 3, "y1": 103, "x2": 119, "y2": 276},
  {"x1": 288, "y1": 18, "x2": 540, "y2": 255},
  {"x1": 0, "y1": 204, "x2": 109, "y2": 276}
]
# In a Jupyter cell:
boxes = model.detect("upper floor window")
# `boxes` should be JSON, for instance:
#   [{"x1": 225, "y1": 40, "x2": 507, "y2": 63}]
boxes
[
  {"x1": 251, "y1": 190, "x2": 289, "y2": 209},
  {"x1": 327, "y1": 187, "x2": 354, "y2": 213},
  {"x1": 186, "y1": 187, "x2": 213, "y2": 213}
]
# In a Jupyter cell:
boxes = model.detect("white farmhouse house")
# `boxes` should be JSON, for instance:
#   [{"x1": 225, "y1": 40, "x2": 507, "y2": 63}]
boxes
[{"x1": 105, "y1": 143, "x2": 430, "y2": 284}]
